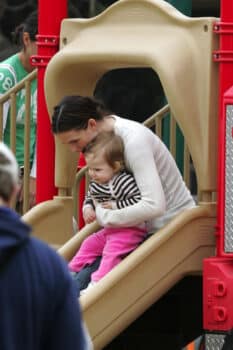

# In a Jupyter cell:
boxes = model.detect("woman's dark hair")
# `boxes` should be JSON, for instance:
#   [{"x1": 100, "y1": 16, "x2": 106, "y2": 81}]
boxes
[
  {"x1": 52, "y1": 95, "x2": 111, "y2": 134},
  {"x1": 12, "y1": 10, "x2": 38, "y2": 47}
]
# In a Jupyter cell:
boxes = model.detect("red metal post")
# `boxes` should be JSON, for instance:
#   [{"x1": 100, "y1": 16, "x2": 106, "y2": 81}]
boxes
[
  {"x1": 214, "y1": 0, "x2": 233, "y2": 257},
  {"x1": 203, "y1": 0, "x2": 233, "y2": 333},
  {"x1": 32, "y1": 0, "x2": 67, "y2": 203}
]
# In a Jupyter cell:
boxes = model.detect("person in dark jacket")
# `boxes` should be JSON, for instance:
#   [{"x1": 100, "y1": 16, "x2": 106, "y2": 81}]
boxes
[{"x1": 0, "y1": 141, "x2": 92, "y2": 350}]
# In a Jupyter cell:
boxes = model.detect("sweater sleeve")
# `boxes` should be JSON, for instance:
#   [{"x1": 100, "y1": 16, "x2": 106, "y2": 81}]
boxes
[{"x1": 96, "y1": 130, "x2": 166, "y2": 227}]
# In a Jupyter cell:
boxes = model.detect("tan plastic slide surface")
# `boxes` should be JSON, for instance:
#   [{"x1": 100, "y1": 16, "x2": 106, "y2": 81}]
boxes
[{"x1": 59, "y1": 204, "x2": 216, "y2": 349}]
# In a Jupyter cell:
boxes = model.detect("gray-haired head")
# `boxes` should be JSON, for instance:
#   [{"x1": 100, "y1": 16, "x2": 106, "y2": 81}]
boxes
[{"x1": 0, "y1": 142, "x2": 19, "y2": 202}]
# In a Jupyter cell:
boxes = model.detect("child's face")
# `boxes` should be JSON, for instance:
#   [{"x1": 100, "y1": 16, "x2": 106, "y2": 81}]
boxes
[{"x1": 85, "y1": 153, "x2": 116, "y2": 185}]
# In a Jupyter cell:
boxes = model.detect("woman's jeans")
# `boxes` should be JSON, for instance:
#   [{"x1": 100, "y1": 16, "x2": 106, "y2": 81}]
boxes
[{"x1": 71, "y1": 257, "x2": 101, "y2": 296}]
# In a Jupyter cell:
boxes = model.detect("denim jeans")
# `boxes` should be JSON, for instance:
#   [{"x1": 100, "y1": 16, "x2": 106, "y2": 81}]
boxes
[{"x1": 71, "y1": 257, "x2": 101, "y2": 296}]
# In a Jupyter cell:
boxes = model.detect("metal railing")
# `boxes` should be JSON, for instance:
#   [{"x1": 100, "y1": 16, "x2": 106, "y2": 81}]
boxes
[
  {"x1": 0, "y1": 69, "x2": 37, "y2": 214},
  {"x1": 73, "y1": 105, "x2": 193, "y2": 227}
]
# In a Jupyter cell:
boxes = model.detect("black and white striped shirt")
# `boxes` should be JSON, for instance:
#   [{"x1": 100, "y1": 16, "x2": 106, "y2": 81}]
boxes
[{"x1": 84, "y1": 171, "x2": 141, "y2": 210}]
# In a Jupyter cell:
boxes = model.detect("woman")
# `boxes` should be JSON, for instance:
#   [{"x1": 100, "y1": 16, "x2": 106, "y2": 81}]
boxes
[
  {"x1": 52, "y1": 95, "x2": 196, "y2": 288},
  {"x1": 0, "y1": 11, "x2": 37, "y2": 207}
]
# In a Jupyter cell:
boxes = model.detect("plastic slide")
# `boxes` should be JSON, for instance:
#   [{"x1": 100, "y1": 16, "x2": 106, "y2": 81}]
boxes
[{"x1": 59, "y1": 203, "x2": 216, "y2": 349}]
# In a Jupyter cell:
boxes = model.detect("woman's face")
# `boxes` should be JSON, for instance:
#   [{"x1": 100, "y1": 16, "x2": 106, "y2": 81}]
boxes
[{"x1": 57, "y1": 120, "x2": 98, "y2": 152}]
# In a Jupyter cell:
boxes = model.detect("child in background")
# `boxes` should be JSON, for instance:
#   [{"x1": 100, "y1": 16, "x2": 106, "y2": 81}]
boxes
[{"x1": 69, "y1": 131, "x2": 147, "y2": 293}]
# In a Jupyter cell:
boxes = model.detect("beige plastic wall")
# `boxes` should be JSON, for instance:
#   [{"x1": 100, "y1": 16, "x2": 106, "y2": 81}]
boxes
[{"x1": 45, "y1": 0, "x2": 218, "y2": 199}]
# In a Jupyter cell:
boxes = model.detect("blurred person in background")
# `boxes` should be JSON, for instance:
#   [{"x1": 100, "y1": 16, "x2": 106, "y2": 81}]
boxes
[{"x1": 0, "y1": 10, "x2": 37, "y2": 208}]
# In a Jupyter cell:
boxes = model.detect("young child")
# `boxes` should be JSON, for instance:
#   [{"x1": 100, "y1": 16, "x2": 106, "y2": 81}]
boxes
[{"x1": 69, "y1": 131, "x2": 147, "y2": 293}]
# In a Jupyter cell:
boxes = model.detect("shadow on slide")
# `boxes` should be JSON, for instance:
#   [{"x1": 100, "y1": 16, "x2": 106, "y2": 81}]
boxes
[{"x1": 58, "y1": 203, "x2": 216, "y2": 349}]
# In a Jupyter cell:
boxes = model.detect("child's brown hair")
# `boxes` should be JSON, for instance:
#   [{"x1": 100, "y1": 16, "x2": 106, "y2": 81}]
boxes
[{"x1": 83, "y1": 131, "x2": 125, "y2": 171}]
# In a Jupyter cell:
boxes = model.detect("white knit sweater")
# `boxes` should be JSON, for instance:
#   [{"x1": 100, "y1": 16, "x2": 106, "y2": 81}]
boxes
[{"x1": 96, "y1": 116, "x2": 195, "y2": 233}]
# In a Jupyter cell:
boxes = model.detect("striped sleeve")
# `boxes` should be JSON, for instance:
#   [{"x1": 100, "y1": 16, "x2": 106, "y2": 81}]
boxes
[
  {"x1": 83, "y1": 189, "x2": 95, "y2": 209},
  {"x1": 112, "y1": 172, "x2": 141, "y2": 209}
]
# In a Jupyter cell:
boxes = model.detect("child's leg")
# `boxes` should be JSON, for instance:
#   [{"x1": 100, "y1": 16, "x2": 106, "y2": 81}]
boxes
[
  {"x1": 91, "y1": 227, "x2": 146, "y2": 282},
  {"x1": 69, "y1": 229, "x2": 106, "y2": 272}
]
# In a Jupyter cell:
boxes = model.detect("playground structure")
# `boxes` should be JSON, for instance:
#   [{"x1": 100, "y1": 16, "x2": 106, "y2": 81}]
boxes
[
  {"x1": 24, "y1": 0, "x2": 219, "y2": 240},
  {"x1": 19, "y1": 0, "x2": 232, "y2": 350},
  {"x1": 21, "y1": 0, "x2": 223, "y2": 348}
]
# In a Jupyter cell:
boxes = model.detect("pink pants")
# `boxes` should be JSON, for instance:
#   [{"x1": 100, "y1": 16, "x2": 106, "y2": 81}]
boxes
[{"x1": 69, "y1": 226, "x2": 146, "y2": 282}]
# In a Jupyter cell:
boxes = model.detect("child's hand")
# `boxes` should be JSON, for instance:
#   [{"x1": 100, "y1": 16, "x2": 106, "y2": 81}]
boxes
[
  {"x1": 83, "y1": 207, "x2": 96, "y2": 224},
  {"x1": 101, "y1": 201, "x2": 113, "y2": 209}
]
